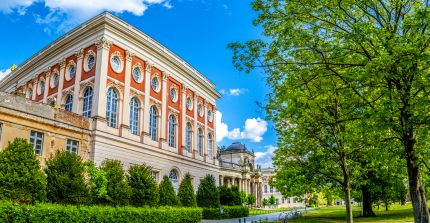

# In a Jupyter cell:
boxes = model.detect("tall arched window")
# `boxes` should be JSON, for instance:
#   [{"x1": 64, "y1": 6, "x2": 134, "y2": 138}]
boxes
[
  {"x1": 186, "y1": 122, "x2": 192, "y2": 152},
  {"x1": 65, "y1": 95, "x2": 73, "y2": 112},
  {"x1": 197, "y1": 128, "x2": 203, "y2": 156},
  {"x1": 149, "y1": 106, "x2": 158, "y2": 141},
  {"x1": 169, "y1": 169, "x2": 179, "y2": 192},
  {"x1": 82, "y1": 87, "x2": 93, "y2": 117},
  {"x1": 168, "y1": 115, "x2": 177, "y2": 148},
  {"x1": 106, "y1": 88, "x2": 118, "y2": 128},
  {"x1": 129, "y1": 97, "x2": 140, "y2": 135},
  {"x1": 207, "y1": 133, "x2": 213, "y2": 158}
]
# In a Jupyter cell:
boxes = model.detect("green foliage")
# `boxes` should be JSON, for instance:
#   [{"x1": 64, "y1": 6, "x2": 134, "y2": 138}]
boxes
[
  {"x1": 239, "y1": 191, "x2": 247, "y2": 205},
  {"x1": 262, "y1": 198, "x2": 269, "y2": 207},
  {"x1": 230, "y1": 186, "x2": 241, "y2": 205},
  {"x1": 0, "y1": 201, "x2": 202, "y2": 223},
  {"x1": 247, "y1": 194, "x2": 256, "y2": 206},
  {"x1": 84, "y1": 161, "x2": 109, "y2": 204},
  {"x1": 219, "y1": 185, "x2": 235, "y2": 206},
  {"x1": 177, "y1": 173, "x2": 197, "y2": 207},
  {"x1": 202, "y1": 206, "x2": 249, "y2": 220},
  {"x1": 196, "y1": 175, "x2": 220, "y2": 208},
  {"x1": 0, "y1": 138, "x2": 46, "y2": 204},
  {"x1": 269, "y1": 195, "x2": 276, "y2": 206},
  {"x1": 45, "y1": 150, "x2": 89, "y2": 205},
  {"x1": 128, "y1": 164, "x2": 159, "y2": 207},
  {"x1": 159, "y1": 175, "x2": 180, "y2": 206},
  {"x1": 100, "y1": 159, "x2": 131, "y2": 206}
]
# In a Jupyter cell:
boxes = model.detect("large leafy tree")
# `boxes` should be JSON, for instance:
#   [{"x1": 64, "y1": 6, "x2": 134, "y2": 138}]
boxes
[
  {"x1": 229, "y1": 0, "x2": 430, "y2": 222},
  {"x1": 100, "y1": 159, "x2": 131, "y2": 206},
  {"x1": 0, "y1": 138, "x2": 46, "y2": 204}
]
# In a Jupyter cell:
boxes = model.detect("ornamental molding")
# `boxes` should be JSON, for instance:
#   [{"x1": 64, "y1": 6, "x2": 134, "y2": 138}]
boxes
[
  {"x1": 132, "y1": 62, "x2": 143, "y2": 71},
  {"x1": 125, "y1": 50, "x2": 135, "y2": 62},
  {"x1": 84, "y1": 50, "x2": 96, "y2": 72},
  {"x1": 110, "y1": 51, "x2": 124, "y2": 73},
  {"x1": 75, "y1": 48, "x2": 84, "y2": 59},
  {"x1": 96, "y1": 37, "x2": 112, "y2": 50},
  {"x1": 67, "y1": 59, "x2": 76, "y2": 67},
  {"x1": 149, "y1": 99, "x2": 162, "y2": 110},
  {"x1": 162, "y1": 71, "x2": 170, "y2": 81},
  {"x1": 62, "y1": 88, "x2": 74, "y2": 99},
  {"x1": 59, "y1": 58, "x2": 66, "y2": 68},
  {"x1": 168, "y1": 110, "x2": 179, "y2": 119},
  {"x1": 80, "y1": 81, "x2": 94, "y2": 92},
  {"x1": 182, "y1": 85, "x2": 188, "y2": 93},
  {"x1": 145, "y1": 63, "x2": 153, "y2": 73},
  {"x1": 185, "y1": 116, "x2": 194, "y2": 123}
]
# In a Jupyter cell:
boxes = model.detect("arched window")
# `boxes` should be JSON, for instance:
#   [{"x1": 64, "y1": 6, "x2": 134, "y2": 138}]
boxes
[
  {"x1": 149, "y1": 105, "x2": 158, "y2": 141},
  {"x1": 82, "y1": 87, "x2": 93, "y2": 117},
  {"x1": 197, "y1": 128, "x2": 203, "y2": 156},
  {"x1": 129, "y1": 97, "x2": 140, "y2": 135},
  {"x1": 168, "y1": 115, "x2": 177, "y2": 148},
  {"x1": 169, "y1": 169, "x2": 179, "y2": 192},
  {"x1": 106, "y1": 88, "x2": 118, "y2": 128},
  {"x1": 27, "y1": 88, "x2": 33, "y2": 99},
  {"x1": 65, "y1": 95, "x2": 73, "y2": 112},
  {"x1": 185, "y1": 122, "x2": 192, "y2": 152},
  {"x1": 207, "y1": 133, "x2": 213, "y2": 158}
]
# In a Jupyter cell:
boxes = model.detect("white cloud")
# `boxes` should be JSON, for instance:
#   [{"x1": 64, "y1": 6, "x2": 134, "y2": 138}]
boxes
[
  {"x1": 1, "y1": 0, "x2": 173, "y2": 33},
  {"x1": 255, "y1": 145, "x2": 277, "y2": 168},
  {"x1": 219, "y1": 88, "x2": 248, "y2": 97},
  {"x1": 0, "y1": 68, "x2": 11, "y2": 81},
  {"x1": 216, "y1": 111, "x2": 268, "y2": 143}
]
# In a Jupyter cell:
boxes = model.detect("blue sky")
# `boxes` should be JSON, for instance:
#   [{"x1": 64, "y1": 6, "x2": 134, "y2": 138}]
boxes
[{"x1": 0, "y1": 0, "x2": 277, "y2": 168}]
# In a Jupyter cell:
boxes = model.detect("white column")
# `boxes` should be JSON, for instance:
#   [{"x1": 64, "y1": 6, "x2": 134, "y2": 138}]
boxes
[
  {"x1": 122, "y1": 50, "x2": 133, "y2": 129},
  {"x1": 42, "y1": 70, "x2": 50, "y2": 103},
  {"x1": 181, "y1": 85, "x2": 187, "y2": 153},
  {"x1": 142, "y1": 63, "x2": 152, "y2": 135},
  {"x1": 204, "y1": 101, "x2": 208, "y2": 161},
  {"x1": 93, "y1": 37, "x2": 112, "y2": 118},
  {"x1": 213, "y1": 107, "x2": 217, "y2": 159},
  {"x1": 72, "y1": 49, "x2": 83, "y2": 113},
  {"x1": 193, "y1": 93, "x2": 198, "y2": 156},
  {"x1": 57, "y1": 59, "x2": 66, "y2": 104},
  {"x1": 32, "y1": 77, "x2": 37, "y2": 101},
  {"x1": 160, "y1": 71, "x2": 169, "y2": 143}
]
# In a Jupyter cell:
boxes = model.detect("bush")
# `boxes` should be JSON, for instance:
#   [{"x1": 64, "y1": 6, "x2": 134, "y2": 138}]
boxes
[
  {"x1": 240, "y1": 191, "x2": 247, "y2": 205},
  {"x1": 202, "y1": 206, "x2": 249, "y2": 219},
  {"x1": 128, "y1": 164, "x2": 159, "y2": 207},
  {"x1": 159, "y1": 175, "x2": 180, "y2": 206},
  {"x1": 45, "y1": 151, "x2": 89, "y2": 204},
  {"x1": 219, "y1": 185, "x2": 234, "y2": 206},
  {"x1": 247, "y1": 194, "x2": 256, "y2": 206},
  {"x1": 231, "y1": 186, "x2": 241, "y2": 205},
  {"x1": 197, "y1": 175, "x2": 220, "y2": 208},
  {"x1": 178, "y1": 173, "x2": 197, "y2": 207},
  {"x1": 0, "y1": 201, "x2": 202, "y2": 223},
  {"x1": 100, "y1": 160, "x2": 131, "y2": 206},
  {"x1": 84, "y1": 161, "x2": 109, "y2": 204},
  {"x1": 0, "y1": 138, "x2": 46, "y2": 204}
]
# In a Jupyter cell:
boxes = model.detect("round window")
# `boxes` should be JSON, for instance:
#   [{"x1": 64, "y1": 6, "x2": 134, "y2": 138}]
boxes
[
  {"x1": 51, "y1": 73, "x2": 59, "y2": 88},
  {"x1": 151, "y1": 77, "x2": 160, "y2": 92},
  {"x1": 87, "y1": 54, "x2": 95, "y2": 71},
  {"x1": 197, "y1": 103, "x2": 203, "y2": 116},
  {"x1": 186, "y1": 97, "x2": 193, "y2": 110},
  {"x1": 208, "y1": 110, "x2": 213, "y2": 122},
  {"x1": 111, "y1": 56, "x2": 121, "y2": 73},
  {"x1": 67, "y1": 65, "x2": 75, "y2": 81},
  {"x1": 132, "y1": 67, "x2": 142, "y2": 83},
  {"x1": 38, "y1": 81, "x2": 45, "y2": 95},
  {"x1": 170, "y1": 87, "x2": 177, "y2": 102}
]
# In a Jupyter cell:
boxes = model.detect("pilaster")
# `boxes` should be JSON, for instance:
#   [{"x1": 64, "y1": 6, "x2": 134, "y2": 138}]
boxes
[
  {"x1": 193, "y1": 93, "x2": 198, "y2": 157},
  {"x1": 93, "y1": 37, "x2": 112, "y2": 118},
  {"x1": 181, "y1": 85, "x2": 187, "y2": 154},
  {"x1": 160, "y1": 71, "x2": 169, "y2": 143},
  {"x1": 32, "y1": 76, "x2": 37, "y2": 101},
  {"x1": 72, "y1": 49, "x2": 84, "y2": 113},
  {"x1": 122, "y1": 50, "x2": 134, "y2": 130},
  {"x1": 204, "y1": 101, "x2": 208, "y2": 161},
  {"x1": 42, "y1": 69, "x2": 50, "y2": 103},
  {"x1": 57, "y1": 59, "x2": 66, "y2": 104},
  {"x1": 142, "y1": 63, "x2": 152, "y2": 136}
]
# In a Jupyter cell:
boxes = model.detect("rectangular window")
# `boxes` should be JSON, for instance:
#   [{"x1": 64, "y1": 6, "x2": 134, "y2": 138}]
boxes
[
  {"x1": 152, "y1": 171, "x2": 159, "y2": 183},
  {"x1": 30, "y1": 130, "x2": 44, "y2": 155},
  {"x1": 66, "y1": 139, "x2": 79, "y2": 154},
  {"x1": 0, "y1": 123, "x2": 2, "y2": 142}
]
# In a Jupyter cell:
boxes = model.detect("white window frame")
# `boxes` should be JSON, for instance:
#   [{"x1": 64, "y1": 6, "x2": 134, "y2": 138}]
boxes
[{"x1": 29, "y1": 130, "x2": 44, "y2": 155}]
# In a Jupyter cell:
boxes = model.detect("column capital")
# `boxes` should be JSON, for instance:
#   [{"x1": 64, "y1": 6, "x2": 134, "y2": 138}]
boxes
[
  {"x1": 182, "y1": 85, "x2": 189, "y2": 93},
  {"x1": 96, "y1": 37, "x2": 112, "y2": 50},
  {"x1": 75, "y1": 48, "x2": 84, "y2": 59},
  {"x1": 125, "y1": 50, "x2": 135, "y2": 62},
  {"x1": 145, "y1": 63, "x2": 153, "y2": 73},
  {"x1": 59, "y1": 58, "x2": 66, "y2": 69},
  {"x1": 162, "y1": 71, "x2": 170, "y2": 81}
]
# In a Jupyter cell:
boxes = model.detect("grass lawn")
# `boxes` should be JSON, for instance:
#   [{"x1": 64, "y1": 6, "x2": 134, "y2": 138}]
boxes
[
  {"x1": 249, "y1": 208, "x2": 295, "y2": 216},
  {"x1": 289, "y1": 203, "x2": 414, "y2": 223}
]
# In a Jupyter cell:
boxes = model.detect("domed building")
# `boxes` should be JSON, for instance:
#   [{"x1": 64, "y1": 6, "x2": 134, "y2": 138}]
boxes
[{"x1": 218, "y1": 142, "x2": 263, "y2": 207}]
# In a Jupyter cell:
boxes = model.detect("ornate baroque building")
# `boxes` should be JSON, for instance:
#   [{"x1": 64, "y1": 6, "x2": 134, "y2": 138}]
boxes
[{"x1": 0, "y1": 12, "x2": 220, "y2": 190}]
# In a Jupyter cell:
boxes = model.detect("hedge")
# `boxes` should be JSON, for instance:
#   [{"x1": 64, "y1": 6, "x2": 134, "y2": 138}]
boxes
[
  {"x1": 202, "y1": 206, "x2": 249, "y2": 219},
  {"x1": 0, "y1": 202, "x2": 202, "y2": 223}
]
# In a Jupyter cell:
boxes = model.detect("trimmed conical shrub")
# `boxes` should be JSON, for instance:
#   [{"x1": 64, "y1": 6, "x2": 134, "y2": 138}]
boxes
[
  {"x1": 159, "y1": 175, "x2": 180, "y2": 206},
  {"x1": 0, "y1": 138, "x2": 46, "y2": 204},
  {"x1": 100, "y1": 159, "x2": 131, "y2": 206},
  {"x1": 197, "y1": 174, "x2": 220, "y2": 208},
  {"x1": 177, "y1": 173, "x2": 196, "y2": 207},
  {"x1": 128, "y1": 164, "x2": 159, "y2": 207}
]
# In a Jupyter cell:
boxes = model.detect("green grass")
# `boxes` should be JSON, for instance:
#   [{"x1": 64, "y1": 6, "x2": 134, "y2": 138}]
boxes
[
  {"x1": 249, "y1": 208, "x2": 295, "y2": 216},
  {"x1": 289, "y1": 203, "x2": 414, "y2": 223}
]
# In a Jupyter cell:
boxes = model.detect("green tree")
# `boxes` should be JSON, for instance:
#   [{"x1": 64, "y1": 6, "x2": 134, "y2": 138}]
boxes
[
  {"x1": 45, "y1": 150, "x2": 89, "y2": 204},
  {"x1": 231, "y1": 186, "x2": 241, "y2": 205},
  {"x1": 239, "y1": 191, "x2": 247, "y2": 205},
  {"x1": 100, "y1": 159, "x2": 131, "y2": 206},
  {"x1": 128, "y1": 164, "x2": 159, "y2": 207},
  {"x1": 268, "y1": 195, "x2": 276, "y2": 206},
  {"x1": 0, "y1": 138, "x2": 46, "y2": 203},
  {"x1": 247, "y1": 194, "x2": 256, "y2": 206},
  {"x1": 229, "y1": 1, "x2": 430, "y2": 222},
  {"x1": 219, "y1": 185, "x2": 234, "y2": 206},
  {"x1": 197, "y1": 175, "x2": 220, "y2": 208},
  {"x1": 84, "y1": 161, "x2": 109, "y2": 204},
  {"x1": 159, "y1": 175, "x2": 180, "y2": 206},
  {"x1": 262, "y1": 198, "x2": 269, "y2": 207},
  {"x1": 177, "y1": 173, "x2": 196, "y2": 207}
]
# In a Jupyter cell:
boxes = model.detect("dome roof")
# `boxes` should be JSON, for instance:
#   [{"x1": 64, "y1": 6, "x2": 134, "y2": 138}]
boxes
[{"x1": 225, "y1": 142, "x2": 249, "y2": 152}]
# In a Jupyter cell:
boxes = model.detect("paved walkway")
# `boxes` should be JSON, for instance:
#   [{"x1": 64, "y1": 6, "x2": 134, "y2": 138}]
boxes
[{"x1": 201, "y1": 208, "x2": 315, "y2": 223}]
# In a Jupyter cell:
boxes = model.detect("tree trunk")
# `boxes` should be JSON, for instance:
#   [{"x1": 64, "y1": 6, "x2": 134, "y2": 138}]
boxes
[
  {"x1": 342, "y1": 159, "x2": 353, "y2": 223},
  {"x1": 361, "y1": 185, "x2": 375, "y2": 217}
]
